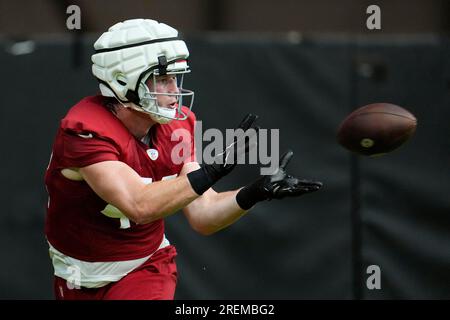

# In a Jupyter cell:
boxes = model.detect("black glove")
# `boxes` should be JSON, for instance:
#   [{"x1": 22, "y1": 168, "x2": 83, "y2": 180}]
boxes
[
  {"x1": 236, "y1": 150, "x2": 323, "y2": 210},
  {"x1": 187, "y1": 114, "x2": 258, "y2": 195}
]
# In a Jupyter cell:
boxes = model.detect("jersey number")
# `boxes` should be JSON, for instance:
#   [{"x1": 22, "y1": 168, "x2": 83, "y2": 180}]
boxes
[{"x1": 100, "y1": 174, "x2": 178, "y2": 229}]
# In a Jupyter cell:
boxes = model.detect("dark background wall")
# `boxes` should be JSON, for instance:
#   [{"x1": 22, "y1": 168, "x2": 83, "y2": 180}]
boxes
[
  {"x1": 1, "y1": 0, "x2": 449, "y2": 35},
  {"x1": 0, "y1": 0, "x2": 449, "y2": 299}
]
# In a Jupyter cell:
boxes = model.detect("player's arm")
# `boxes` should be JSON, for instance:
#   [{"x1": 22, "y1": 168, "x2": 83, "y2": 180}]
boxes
[
  {"x1": 78, "y1": 114, "x2": 259, "y2": 225},
  {"x1": 181, "y1": 162, "x2": 247, "y2": 235},
  {"x1": 178, "y1": 114, "x2": 259, "y2": 234},
  {"x1": 79, "y1": 161, "x2": 199, "y2": 224},
  {"x1": 181, "y1": 151, "x2": 323, "y2": 235}
]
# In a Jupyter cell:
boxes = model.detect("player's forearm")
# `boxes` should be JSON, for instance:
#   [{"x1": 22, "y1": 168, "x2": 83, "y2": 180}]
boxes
[
  {"x1": 135, "y1": 175, "x2": 199, "y2": 224},
  {"x1": 184, "y1": 189, "x2": 248, "y2": 235}
]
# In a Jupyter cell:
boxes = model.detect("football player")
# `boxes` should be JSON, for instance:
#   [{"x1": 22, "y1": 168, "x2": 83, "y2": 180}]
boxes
[{"x1": 44, "y1": 18, "x2": 322, "y2": 300}]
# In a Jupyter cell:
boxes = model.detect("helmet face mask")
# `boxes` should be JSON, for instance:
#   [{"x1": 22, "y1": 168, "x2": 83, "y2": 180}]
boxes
[
  {"x1": 91, "y1": 19, "x2": 195, "y2": 124},
  {"x1": 136, "y1": 67, "x2": 194, "y2": 124}
]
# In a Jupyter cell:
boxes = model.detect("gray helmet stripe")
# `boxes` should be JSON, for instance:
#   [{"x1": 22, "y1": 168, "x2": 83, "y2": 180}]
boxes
[{"x1": 95, "y1": 36, "x2": 179, "y2": 53}]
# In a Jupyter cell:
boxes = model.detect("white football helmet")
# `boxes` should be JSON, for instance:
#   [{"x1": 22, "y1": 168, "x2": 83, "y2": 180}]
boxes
[{"x1": 91, "y1": 19, "x2": 194, "y2": 124}]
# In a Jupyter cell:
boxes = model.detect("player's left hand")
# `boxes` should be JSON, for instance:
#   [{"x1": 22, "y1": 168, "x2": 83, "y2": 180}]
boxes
[{"x1": 235, "y1": 150, "x2": 323, "y2": 210}]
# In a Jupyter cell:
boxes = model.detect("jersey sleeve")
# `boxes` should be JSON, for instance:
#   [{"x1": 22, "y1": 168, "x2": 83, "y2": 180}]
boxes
[{"x1": 60, "y1": 130, "x2": 120, "y2": 168}]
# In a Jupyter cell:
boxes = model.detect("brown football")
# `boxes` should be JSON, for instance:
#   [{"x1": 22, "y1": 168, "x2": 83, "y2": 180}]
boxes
[{"x1": 337, "y1": 103, "x2": 417, "y2": 156}]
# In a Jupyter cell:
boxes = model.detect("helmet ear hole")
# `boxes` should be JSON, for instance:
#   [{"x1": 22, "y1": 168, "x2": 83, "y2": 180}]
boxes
[{"x1": 115, "y1": 74, "x2": 128, "y2": 86}]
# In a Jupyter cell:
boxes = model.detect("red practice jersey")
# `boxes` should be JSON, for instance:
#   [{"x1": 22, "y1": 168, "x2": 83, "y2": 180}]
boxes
[{"x1": 45, "y1": 95, "x2": 196, "y2": 262}]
